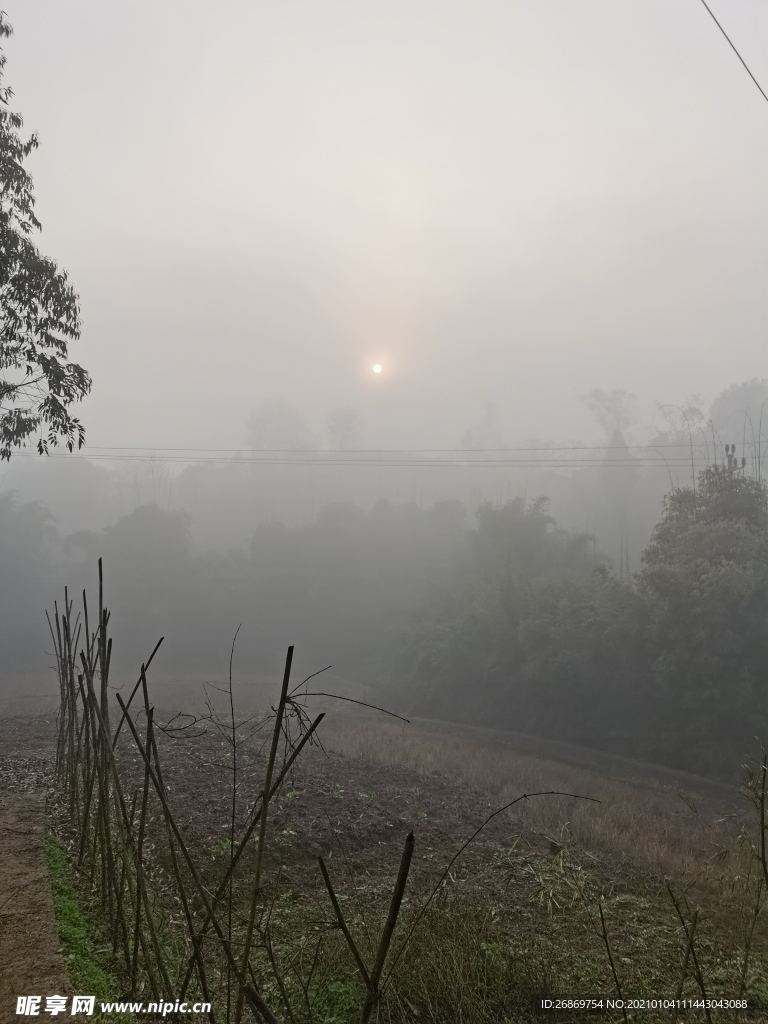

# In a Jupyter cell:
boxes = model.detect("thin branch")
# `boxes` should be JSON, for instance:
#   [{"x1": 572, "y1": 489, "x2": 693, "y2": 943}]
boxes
[
  {"x1": 288, "y1": 666, "x2": 333, "y2": 698},
  {"x1": 598, "y1": 900, "x2": 628, "y2": 1024},
  {"x1": 383, "y1": 790, "x2": 598, "y2": 989},
  {"x1": 317, "y1": 857, "x2": 371, "y2": 989},
  {"x1": 299, "y1": 692, "x2": 410, "y2": 723}
]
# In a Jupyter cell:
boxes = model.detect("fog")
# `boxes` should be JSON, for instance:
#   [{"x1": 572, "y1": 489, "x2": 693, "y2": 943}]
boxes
[
  {"x1": 6, "y1": 0, "x2": 768, "y2": 451},
  {"x1": 2, "y1": 2, "x2": 768, "y2": 780}
]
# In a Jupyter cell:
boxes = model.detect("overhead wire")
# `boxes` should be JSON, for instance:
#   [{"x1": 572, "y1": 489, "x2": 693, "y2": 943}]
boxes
[
  {"x1": 698, "y1": 0, "x2": 768, "y2": 105},
  {"x1": 4, "y1": 444, "x2": 759, "y2": 470},
  {"x1": 4, "y1": 440, "x2": 750, "y2": 454}
]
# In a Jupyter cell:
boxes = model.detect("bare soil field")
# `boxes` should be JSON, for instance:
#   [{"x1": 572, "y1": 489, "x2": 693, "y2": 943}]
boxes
[{"x1": 2, "y1": 707, "x2": 766, "y2": 1021}]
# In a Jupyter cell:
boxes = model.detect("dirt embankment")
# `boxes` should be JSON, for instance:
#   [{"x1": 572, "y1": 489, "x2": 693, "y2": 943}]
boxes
[{"x1": 0, "y1": 718, "x2": 70, "y2": 1024}]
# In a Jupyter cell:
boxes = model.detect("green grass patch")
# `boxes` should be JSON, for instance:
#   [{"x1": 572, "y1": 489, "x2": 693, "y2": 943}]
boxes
[{"x1": 45, "y1": 833, "x2": 126, "y2": 1011}]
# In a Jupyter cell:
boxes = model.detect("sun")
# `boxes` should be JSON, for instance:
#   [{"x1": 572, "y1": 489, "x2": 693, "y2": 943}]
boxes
[{"x1": 372, "y1": 364, "x2": 382, "y2": 374}]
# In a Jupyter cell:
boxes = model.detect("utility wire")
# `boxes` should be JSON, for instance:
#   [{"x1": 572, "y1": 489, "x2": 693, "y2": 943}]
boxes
[
  {"x1": 3, "y1": 451, "x2": 740, "y2": 468},
  {"x1": 698, "y1": 0, "x2": 768, "y2": 105},
  {"x1": 6, "y1": 441, "x2": 763, "y2": 469},
  {"x1": 6, "y1": 440, "x2": 749, "y2": 454}
]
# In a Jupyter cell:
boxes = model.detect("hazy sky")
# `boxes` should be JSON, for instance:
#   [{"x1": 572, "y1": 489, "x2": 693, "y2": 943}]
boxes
[{"x1": 6, "y1": 0, "x2": 768, "y2": 451}]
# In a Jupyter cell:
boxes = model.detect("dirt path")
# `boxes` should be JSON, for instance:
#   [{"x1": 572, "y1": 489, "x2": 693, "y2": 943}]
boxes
[{"x1": 0, "y1": 726, "x2": 71, "y2": 1024}]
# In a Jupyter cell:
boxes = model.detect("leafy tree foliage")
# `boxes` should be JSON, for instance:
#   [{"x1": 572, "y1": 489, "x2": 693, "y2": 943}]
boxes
[
  {"x1": 398, "y1": 498, "x2": 608, "y2": 722},
  {"x1": 638, "y1": 466, "x2": 768, "y2": 760},
  {"x1": 0, "y1": 14, "x2": 90, "y2": 460},
  {"x1": 402, "y1": 470, "x2": 768, "y2": 777}
]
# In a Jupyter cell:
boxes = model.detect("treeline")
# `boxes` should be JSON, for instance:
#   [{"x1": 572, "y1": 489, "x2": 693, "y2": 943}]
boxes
[
  {"x1": 3, "y1": 463, "x2": 767, "y2": 778},
  {"x1": 0, "y1": 492, "x2": 471, "y2": 686},
  {"x1": 397, "y1": 466, "x2": 768, "y2": 779}
]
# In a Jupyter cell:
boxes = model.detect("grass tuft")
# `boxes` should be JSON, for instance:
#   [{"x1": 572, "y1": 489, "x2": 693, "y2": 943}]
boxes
[{"x1": 45, "y1": 831, "x2": 128, "y2": 1016}]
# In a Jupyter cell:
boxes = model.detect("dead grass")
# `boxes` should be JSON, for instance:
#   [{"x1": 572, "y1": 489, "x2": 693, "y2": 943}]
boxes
[
  {"x1": 10, "y1": 698, "x2": 768, "y2": 1021},
  {"x1": 317, "y1": 712, "x2": 748, "y2": 883}
]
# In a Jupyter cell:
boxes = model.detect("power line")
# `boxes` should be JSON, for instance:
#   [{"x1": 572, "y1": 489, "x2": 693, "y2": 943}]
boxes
[
  {"x1": 698, "y1": 0, "x2": 768, "y2": 105},
  {"x1": 6, "y1": 440, "x2": 753, "y2": 454},
  {"x1": 5, "y1": 439, "x2": 764, "y2": 470},
  {"x1": 2, "y1": 451, "x2": 745, "y2": 469}
]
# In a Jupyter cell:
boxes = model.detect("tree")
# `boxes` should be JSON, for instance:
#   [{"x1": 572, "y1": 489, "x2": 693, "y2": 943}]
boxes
[
  {"x1": 0, "y1": 489, "x2": 60, "y2": 670},
  {"x1": 0, "y1": 14, "x2": 90, "y2": 460},
  {"x1": 326, "y1": 406, "x2": 361, "y2": 449},
  {"x1": 398, "y1": 498, "x2": 607, "y2": 722},
  {"x1": 582, "y1": 388, "x2": 638, "y2": 438},
  {"x1": 245, "y1": 398, "x2": 317, "y2": 450},
  {"x1": 638, "y1": 465, "x2": 768, "y2": 767},
  {"x1": 708, "y1": 379, "x2": 768, "y2": 477},
  {"x1": 459, "y1": 402, "x2": 505, "y2": 450}
]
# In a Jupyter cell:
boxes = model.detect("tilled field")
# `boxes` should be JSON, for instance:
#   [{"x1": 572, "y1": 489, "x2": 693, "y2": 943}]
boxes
[{"x1": 2, "y1": 711, "x2": 767, "y2": 1022}]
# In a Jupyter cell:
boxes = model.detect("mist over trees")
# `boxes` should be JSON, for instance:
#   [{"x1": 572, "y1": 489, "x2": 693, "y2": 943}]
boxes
[
  {"x1": 399, "y1": 463, "x2": 768, "y2": 778},
  {"x1": 246, "y1": 398, "x2": 320, "y2": 451},
  {"x1": 0, "y1": 491, "x2": 469, "y2": 688},
  {"x1": 2, "y1": 378, "x2": 768, "y2": 779}
]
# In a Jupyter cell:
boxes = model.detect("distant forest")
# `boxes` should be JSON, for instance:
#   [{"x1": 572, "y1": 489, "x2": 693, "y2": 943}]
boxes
[
  {"x1": 397, "y1": 465, "x2": 768, "y2": 779},
  {"x1": 3, "y1": 448, "x2": 768, "y2": 781}
]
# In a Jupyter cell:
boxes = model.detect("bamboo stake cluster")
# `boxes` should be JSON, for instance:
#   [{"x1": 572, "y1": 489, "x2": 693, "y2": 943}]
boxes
[
  {"x1": 49, "y1": 562, "x2": 295, "y2": 1020},
  {"x1": 49, "y1": 561, "x2": 186, "y2": 1006},
  {"x1": 49, "y1": 560, "x2": 420, "y2": 1024}
]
